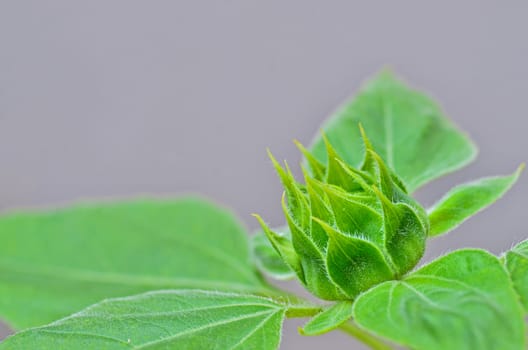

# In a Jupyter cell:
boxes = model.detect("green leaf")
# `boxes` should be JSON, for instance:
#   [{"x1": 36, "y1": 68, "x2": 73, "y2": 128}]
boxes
[
  {"x1": 504, "y1": 239, "x2": 528, "y2": 312},
  {"x1": 300, "y1": 301, "x2": 353, "y2": 336},
  {"x1": 0, "y1": 290, "x2": 286, "y2": 350},
  {"x1": 353, "y1": 249, "x2": 526, "y2": 350},
  {"x1": 310, "y1": 70, "x2": 477, "y2": 193},
  {"x1": 251, "y1": 228, "x2": 295, "y2": 280},
  {"x1": 428, "y1": 165, "x2": 524, "y2": 236},
  {"x1": 0, "y1": 197, "x2": 267, "y2": 329}
]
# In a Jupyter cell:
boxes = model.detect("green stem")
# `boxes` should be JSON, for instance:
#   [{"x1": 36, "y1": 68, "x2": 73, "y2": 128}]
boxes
[
  {"x1": 258, "y1": 284, "x2": 313, "y2": 306},
  {"x1": 256, "y1": 284, "x2": 322, "y2": 317},
  {"x1": 258, "y1": 282, "x2": 389, "y2": 348},
  {"x1": 339, "y1": 321, "x2": 393, "y2": 350},
  {"x1": 285, "y1": 305, "x2": 321, "y2": 318}
]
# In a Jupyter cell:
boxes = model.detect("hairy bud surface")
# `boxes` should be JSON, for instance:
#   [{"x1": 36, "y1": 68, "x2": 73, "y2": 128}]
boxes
[{"x1": 255, "y1": 127, "x2": 429, "y2": 300}]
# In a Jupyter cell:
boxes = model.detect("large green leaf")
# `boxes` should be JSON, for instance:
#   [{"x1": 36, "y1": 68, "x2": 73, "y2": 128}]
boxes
[
  {"x1": 310, "y1": 70, "x2": 477, "y2": 192},
  {"x1": 353, "y1": 249, "x2": 525, "y2": 350},
  {"x1": 0, "y1": 290, "x2": 286, "y2": 349},
  {"x1": 428, "y1": 165, "x2": 524, "y2": 236},
  {"x1": 504, "y1": 239, "x2": 528, "y2": 312},
  {"x1": 0, "y1": 197, "x2": 267, "y2": 329}
]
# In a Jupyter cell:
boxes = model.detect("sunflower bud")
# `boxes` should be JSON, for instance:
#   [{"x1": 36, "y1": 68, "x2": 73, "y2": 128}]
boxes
[{"x1": 255, "y1": 126, "x2": 429, "y2": 300}]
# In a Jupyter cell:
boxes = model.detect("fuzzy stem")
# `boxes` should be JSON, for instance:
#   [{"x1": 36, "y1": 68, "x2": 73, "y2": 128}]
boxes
[
  {"x1": 284, "y1": 305, "x2": 321, "y2": 318},
  {"x1": 260, "y1": 283, "x2": 391, "y2": 349},
  {"x1": 339, "y1": 321, "x2": 393, "y2": 350},
  {"x1": 256, "y1": 285, "x2": 322, "y2": 317}
]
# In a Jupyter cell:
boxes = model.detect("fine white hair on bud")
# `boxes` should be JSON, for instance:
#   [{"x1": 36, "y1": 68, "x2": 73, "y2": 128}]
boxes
[{"x1": 256, "y1": 126, "x2": 429, "y2": 301}]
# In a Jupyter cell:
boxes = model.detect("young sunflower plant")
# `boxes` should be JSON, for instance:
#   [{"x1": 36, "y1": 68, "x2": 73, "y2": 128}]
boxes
[{"x1": 0, "y1": 70, "x2": 525, "y2": 350}]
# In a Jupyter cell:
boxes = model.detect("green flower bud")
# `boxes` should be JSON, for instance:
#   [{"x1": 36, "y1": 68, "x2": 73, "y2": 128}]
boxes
[{"x1": 255, "y1": 126, "x2": 429, "y2": 300}]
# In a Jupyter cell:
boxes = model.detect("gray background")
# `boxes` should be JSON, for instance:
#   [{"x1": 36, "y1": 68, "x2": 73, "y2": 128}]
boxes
[{"x1": 0, "y1": 1, "x2": 527, "y2": 349}]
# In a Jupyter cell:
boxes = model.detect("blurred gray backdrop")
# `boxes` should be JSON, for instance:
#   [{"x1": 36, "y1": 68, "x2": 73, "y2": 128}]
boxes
[{"x1": 1, "y1": 1, "x2": 527, "y2": 349}]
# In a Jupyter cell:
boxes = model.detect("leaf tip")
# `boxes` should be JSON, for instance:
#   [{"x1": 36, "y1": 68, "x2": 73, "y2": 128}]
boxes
[
  {"x1": 266, "y1": 148, "x2": 280, "y2": 166},
  {"x1": 252, "y1": 213, "x2": 267, "y2": 228},
  {"x1": 516, "y1": 162, "x2": 525, "y2": 175},
  {"x1": 358, "y1": 124, "x2": 374, "y2": 151},
  {"x1": 292, "y1": 138, "x2": 303, "y2": 149}
]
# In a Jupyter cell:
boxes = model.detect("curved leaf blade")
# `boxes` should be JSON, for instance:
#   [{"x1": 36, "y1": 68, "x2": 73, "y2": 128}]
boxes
[
  {"x1": 353, "y1": 249, "x2": 525, "y2": 350},
  {"x1": 300, "y1": 301, "x2": 353, "y2": 336},
  {"x1": 0, "y1": 197, "x2": 266, "y2": 329},
  {"x1": 251, "y1": 229, "x2": 295, "y2": 280},
  {"x1": 428, "y1": 165, "x2": 524, "y2": 236},
  {"x1": 0, "y1": 290, "x2": 286, "y2": 350},
  {"x1": 504, "y1": 239, "x2": 528, "y2": 312},
  {"x1": 310, "y1": 70, "x2": 477, "y2": 193}
]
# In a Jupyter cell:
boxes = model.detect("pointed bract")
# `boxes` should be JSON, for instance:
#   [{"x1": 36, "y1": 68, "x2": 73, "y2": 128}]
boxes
[
  {"x1": 295, "y1": 139, "x2": 326, "y2": 181},
  {"x1": 314, "y1": 217, "x2": 395, "y2": 298},
  {"x1": 253, "y1": 214, "x2": 305, "y2": 283},
  {"x1": 257, "y1": 126, "x2": 429, "y2": 301},
  {"x1": 322, "y1": 133, "x2": 363, "y2": 192}
]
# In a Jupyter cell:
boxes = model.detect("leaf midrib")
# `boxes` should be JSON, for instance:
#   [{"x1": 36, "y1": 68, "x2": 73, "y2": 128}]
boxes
[
  {"x1": 29, "y1": 309, "x2": 282, "y2": 350},
  {"x1": 0, "y1": 260, "x2": 264, "y2": 292},
  {"x1": 77, "y1": 302, "x2": 281, "y2": 320},
  {"x1": 133, "y1": 310, "x2": 279, "y2": 349},
  {"x1": 382, "y1": 94, "x2": 394, "y2": 169}
]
